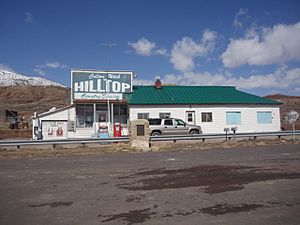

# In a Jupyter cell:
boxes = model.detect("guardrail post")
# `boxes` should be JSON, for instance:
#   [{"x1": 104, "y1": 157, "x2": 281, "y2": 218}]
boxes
[
  {"x1": 202, "y1": 138, "x2": 205, "y2": 142},
  {"x1": 231, "y1": 127, "x2": 237, "y2": 140},
  {"x1": 254, "y1": 136, "x2": 257, "y2": 140},
  {"x1": 278, "y1": 135, "x2": 281, "y2": 140},
  {"x1": 17, "y1": 145, "x2": 20, "y2": 150},
  {"x1": 52, "y1": 144, "x2": 56, "y2": 149},
  {"x1": 224, "y1": 128, "x2": 229, "y2": 141}
]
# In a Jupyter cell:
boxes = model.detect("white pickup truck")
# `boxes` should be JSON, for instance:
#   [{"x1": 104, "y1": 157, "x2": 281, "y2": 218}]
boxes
[{"x1": 148, "y1": 118, "x2": 202, "y2": 136}]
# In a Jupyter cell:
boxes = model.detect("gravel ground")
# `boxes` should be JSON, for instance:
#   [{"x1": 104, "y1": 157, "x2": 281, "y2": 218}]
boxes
[{"x1": 0, "y1": 143, "x2": 300, "y2": 225}]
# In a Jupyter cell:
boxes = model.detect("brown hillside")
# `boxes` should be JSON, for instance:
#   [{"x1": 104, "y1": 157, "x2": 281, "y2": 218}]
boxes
[
  {"x1": 0, "y1": 86, "x2": 70, "y2": 138},
  {"x1": 0, "y1": 86, "x2": 70, "y2": 114},
  {"x1": 265, "y1": 94, "x2": 300, "y2": 130}
]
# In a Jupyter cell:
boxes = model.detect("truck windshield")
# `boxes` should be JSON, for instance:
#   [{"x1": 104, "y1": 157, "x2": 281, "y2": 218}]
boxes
[{"x1": 175, "y1": 119, "x2": 185, "y2": 126}]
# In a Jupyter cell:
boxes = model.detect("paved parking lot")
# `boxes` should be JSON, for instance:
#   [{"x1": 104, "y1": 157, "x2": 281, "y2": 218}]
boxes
[{"x1": 1, "y1": 144, "x2": 300, "y2": 225}]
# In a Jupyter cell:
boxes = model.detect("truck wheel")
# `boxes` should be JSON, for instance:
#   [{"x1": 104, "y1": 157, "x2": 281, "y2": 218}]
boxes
[
  {"x1": 190, "y1": 130, "x2": 199, "y2": 135},
  {"x1": 151, "y1": 131, "x2": 161, "y2": 136}
]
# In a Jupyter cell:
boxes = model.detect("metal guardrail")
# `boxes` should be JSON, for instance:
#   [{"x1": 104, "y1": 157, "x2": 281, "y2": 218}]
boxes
[
  {"x1": 0, "y1": 131, "x2": 299, "y2": 149},
  {"x1": 0, "y1": 137, "x2": 129, "y2": 149},
  {"x1": 149, "y1": 130, "x2": 300, "y2": 141}
]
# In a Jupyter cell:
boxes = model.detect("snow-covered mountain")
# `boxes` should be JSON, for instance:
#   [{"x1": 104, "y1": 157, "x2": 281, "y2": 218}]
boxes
[{"x1": 0, "y1": 70, "x2": 65, "y2": 87}]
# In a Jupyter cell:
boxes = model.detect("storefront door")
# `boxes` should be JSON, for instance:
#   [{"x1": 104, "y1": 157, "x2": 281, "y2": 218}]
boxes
[
  {"x1": 97, "y1": 111, "x2": 108, "y2": 123},
  {"x1": 186, "y1": 111, "x2": 195, "y2": 125}
]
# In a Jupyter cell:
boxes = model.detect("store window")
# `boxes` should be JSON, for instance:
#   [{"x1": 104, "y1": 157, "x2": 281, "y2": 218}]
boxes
[
  {"x1": 159, "y1": 112, "x2": 171, "y2": 118},
  {"x1": 257, "y1": 111, "x2": 272, "y2": 124},
  {"x1": 226, "y1": 112, "x2": 241, "y2": 125},
  {"x1": 137, "y1": 113, "x2": 149, "y2": 119},
  {"x1": 116, "y1": 104, "x2": 128, "y2": 124},
  {"x1": 76, "y1": 104, "x2": 94, "y2": 128},
  {"x1": 202, "y1": 112, "x2": 213, "y2": 122},
  {"x1": 187, "y1": 113, "x2": 193, "y2": 122}
]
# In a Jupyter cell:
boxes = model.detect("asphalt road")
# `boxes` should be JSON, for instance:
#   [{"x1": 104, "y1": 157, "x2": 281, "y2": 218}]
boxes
[{"x1": 1, "y1": 144, "x2": 300, "y2": 225}]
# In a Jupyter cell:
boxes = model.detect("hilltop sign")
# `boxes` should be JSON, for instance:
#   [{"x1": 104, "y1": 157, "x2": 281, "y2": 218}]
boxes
[{"x1": 71, "y1": 70, "x2": 133, "y2": 101}]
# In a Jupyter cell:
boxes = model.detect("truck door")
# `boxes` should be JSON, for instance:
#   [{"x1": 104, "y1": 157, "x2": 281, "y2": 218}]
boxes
[
  {"x1": 174, "y1": 119, "x2": 189, "y2": 135},
  {"x1": 162, "y1": 119, "x2": 176, "y2": 135}
]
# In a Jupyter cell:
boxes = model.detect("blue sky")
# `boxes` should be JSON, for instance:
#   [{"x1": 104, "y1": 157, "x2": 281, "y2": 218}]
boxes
[{"x1": 1, "y1": 0, "x2": 300, "y2": 96}]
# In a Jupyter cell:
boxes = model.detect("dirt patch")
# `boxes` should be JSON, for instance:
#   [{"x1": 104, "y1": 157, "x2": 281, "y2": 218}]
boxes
[
  {"x1": 97, "y1": 201, "x2": 298, "y2": 223},
  {"x1": 160, "y1": 203, "x2": 264, "y2": 217},
  {"x1": 118, "y1": 165, "x2": 300, "y2": 194},
  {"x1": 98, "y1": 206, "x2": 157, "y2": 224},
  {"x1": 0, "y1": 129, "x2": 32, "y2": 139},
  {"x1": 198, "y1": 203, "x2": 265, "y2": 215},
  {"x1": 162, "y1": 201, "x2": 299, "y2": 217},
  {"x1": 28, "y1": 201, "x2": 73, "y2": 208},
  {"x1": 0, "y1": 143, "x2": 135, "y2": 158},
  {"x1": 150, "y1": 138, "x2": 300, "y2": 152},
  {"x1": 126, "y1": 193, "x2": 146, "y2": 202}
]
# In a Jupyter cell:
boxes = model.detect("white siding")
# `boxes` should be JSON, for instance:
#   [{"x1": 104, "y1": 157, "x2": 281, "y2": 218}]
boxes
[
  {"x1": 71, "y1": 128, "x2": 94, "y2": 138},
  {"x1": 129, "y1": 105, "x2": 281, "y2": 134},
  {"x1": 32, "y1": 107, "x2": 78, "y2": 139}
]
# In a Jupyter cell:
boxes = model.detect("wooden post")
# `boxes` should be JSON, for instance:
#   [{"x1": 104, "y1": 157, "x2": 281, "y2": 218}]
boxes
[{"x1": 292, "y1": 122, "x2": 295, "y2": 141}]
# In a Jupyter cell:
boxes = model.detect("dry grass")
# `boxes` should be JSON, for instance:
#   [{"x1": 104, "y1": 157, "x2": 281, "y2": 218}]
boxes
[
  {"x1": 151, "y1": 138, "x2": 300, "y2": 152},
  {"x1": 0, "y1": 137, "x2": 299, "y2": 159}
]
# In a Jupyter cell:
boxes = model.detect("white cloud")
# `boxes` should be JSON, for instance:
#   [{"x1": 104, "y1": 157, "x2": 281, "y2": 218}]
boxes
[
  {"x1": 158, "y1": 66, "x2": 300, "y2": 91},
  {"x1": 233, "y1": 8, "x2": 248, "y2": 29},
  {"x1": 133, "y1": 78, "x2": 154, "y2": 85},
  {"x1": 128, "y1": 38, "x2": 156, "y2": 56},
  {"x1": 25, "y1": 12, "x2": 33, "y2": 23},
  {"x1": 128, "y1": 38, "x2": 167, "y2": 56},
  {"x1": 222, "y1": 22, "x2": 300, "y2": 67},
  {"x1": 34, "y1": 61, "x2": 67, "y2": 75},
  {"x1": 34, "y1": 68, "x2": 45, "y2": 76},
  {"x1": 170, "y1": 29, "x2": 217, "y2": 72},
  {"x1": 293, "y1": 87, "x2": 300, "y2": 94},
  {"x1": 36, "y1": 62, "x2": 67, "y2": 69},
  {"x1": 155, "y1": 48, "x2": 168, "y2": 56}
]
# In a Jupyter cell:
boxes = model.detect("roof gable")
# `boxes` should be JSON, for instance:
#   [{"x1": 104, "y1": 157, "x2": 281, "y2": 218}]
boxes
[{"x1": 124, "y1": 86, "x2": 281, "y2": 105}]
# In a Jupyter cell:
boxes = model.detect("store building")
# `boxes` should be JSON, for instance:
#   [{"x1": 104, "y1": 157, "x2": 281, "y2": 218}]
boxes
[
  {"x1": 32, "y1": 69, "x2": 281, "y2": 140},
  {"x1": 32, "y1": 69, "x2": 133, "y2": 140},
  {"x1": 126, "y1": 80, "x2": 281, "y2": 134}
]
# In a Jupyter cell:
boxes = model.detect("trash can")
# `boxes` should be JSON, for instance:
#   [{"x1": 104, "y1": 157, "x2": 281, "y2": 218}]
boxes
[{"x1": 113, "y1": 123, "x2": 122, "y2": 137}]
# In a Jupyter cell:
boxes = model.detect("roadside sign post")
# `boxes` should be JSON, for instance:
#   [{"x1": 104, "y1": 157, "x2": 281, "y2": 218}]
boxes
[{"x1": 285, "y1": 111, "x2": 299, "y2": 141}]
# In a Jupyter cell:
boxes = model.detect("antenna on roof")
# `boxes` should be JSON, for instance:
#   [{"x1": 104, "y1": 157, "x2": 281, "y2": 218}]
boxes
[{"x1": 100, "y1": 41, "x2": 116, "y2": 71}]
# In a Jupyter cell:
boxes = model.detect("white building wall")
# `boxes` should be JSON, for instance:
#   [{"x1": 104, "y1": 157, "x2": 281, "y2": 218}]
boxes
[
  {"x1": 32, "y1": 107, "x2": 100, "y2": 139},
  {"x1": 129, "y1": 105, "x2": 281, "y2": 134},
  {"x1": 32, "y1": 107, "x2": 76, "y2": 140},
  {"x1": 33, "y1": 104, "x2": 281, "y2": 139}
]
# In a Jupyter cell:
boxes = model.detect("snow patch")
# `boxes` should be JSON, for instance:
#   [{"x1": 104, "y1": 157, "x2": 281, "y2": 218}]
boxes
[{"x1": 0, "y1": 69, "x2": 65, "y2": 87}]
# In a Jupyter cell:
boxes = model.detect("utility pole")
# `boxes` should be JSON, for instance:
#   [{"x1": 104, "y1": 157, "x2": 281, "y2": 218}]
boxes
[
  {"x1": 100, "y1": 41, "x2": 116, "y2": 71},
  {"x1": 100, "y1": 41, "x2": 116, "y2": 136}
]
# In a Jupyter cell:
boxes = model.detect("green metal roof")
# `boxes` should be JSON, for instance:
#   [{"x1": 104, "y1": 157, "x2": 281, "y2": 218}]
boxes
[{"x1": 124, "y1": 86, "x2": 281, "y2": 105}]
